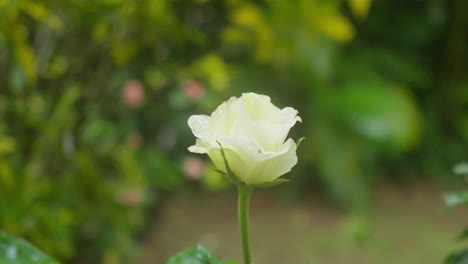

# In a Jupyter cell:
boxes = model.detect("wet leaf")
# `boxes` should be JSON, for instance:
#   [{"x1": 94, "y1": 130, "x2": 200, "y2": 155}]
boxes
[
  {"x1": 0, "y1": 231, "x2": 59, "y2": 264},
  {"x1": 166, "y1": 244, "x2": 236, "y2": 264}
]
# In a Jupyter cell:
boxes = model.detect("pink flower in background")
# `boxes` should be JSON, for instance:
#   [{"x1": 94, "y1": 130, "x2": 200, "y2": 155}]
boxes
[
  {"x1": 182, "y1": 156, "x2": 205, "y2": 180},
  {"x1": 116, "y1": 188, "x2": 144, "y2": 206},
  {"x1": 122, "y1": 80, "x2": 144, "y2": 107},
  {"x1": 183, "y1": 79, "x2": 205, "y2": 101}
]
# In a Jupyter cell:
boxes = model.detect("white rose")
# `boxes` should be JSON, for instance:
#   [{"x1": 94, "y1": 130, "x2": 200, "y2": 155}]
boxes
[{"x1": 188, "y1": 93, "x2": 301, "y2": 185}]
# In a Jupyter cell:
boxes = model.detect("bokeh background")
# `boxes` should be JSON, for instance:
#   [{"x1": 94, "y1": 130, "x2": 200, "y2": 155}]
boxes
[{"x1": 0, "y1": 0, "x2": 467, "y2": 263}]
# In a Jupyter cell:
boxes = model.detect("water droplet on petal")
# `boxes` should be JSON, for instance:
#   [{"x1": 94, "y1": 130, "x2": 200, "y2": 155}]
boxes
[{"x1": 189, "y1": 116, "x2": 209, "y2": 137}]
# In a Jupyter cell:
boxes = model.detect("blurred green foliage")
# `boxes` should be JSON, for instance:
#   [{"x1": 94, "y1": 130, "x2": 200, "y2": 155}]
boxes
[{"x1": 0, "y1": 0, "x2": 467, "y2": 262}]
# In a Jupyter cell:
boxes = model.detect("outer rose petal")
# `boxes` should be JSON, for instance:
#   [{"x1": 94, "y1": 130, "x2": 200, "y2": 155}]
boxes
[
  {"x1": 189, "y1": 135, "x2": 261, "y2": 184},
  {"x1": 210, "y1": 136, "x2": 261, "y2": 181},
  {"x1": 188, "y1": 115, "x2": 210, "y2": 138},
  {"x1": 281, "y1": 107, "x2": 302, "y2": 125},
  {"x1": 240, "y1": 93, "x2": 280, "y2": 122},
  {"x1": 188, "y1": 138, "x2": 210, "y2": 153},
  {"x1": 245, "y1": 138, "x2": 298, "y2": 184}
]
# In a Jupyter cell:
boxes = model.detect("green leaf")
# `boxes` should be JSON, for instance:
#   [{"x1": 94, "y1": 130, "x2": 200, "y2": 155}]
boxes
[
  {"x1": 444, "y1": 191, "x2": 468, "y2": 208},
  {"x1": 166, "y1": 244, "x2": 236, "y2": 264},
  {"x1": 446, "y1": 249, "x2": 468, "y2": 264},
  {"x1": 0, "y1": 231, "x2": 59, "y2": 264},
  {"x1": 336, "y1": 85, "x2": 422, "y2": 152}
]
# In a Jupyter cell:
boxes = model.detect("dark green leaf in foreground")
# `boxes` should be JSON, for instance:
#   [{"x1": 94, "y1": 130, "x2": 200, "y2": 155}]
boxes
[
  {"x1": 166, "y1": 244, "x2": 236, "y2": 264},
  {"x1": 445, "y1": 249, "x2": 468, "y2": 264},
  {"x1": 0, "y1": 231, "x2": 59, "y2": 264}
]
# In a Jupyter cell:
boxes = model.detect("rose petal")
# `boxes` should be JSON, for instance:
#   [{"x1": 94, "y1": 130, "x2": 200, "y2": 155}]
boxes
[
  {"x1": 281, "y1": 107, "x2": 302, "y2": 125},
  {"x1": 208, "y1": 96, "x2": 239, "y2": 135},
  {"x1": 188, "y1": 115, "x2": 210, "y2": 138},
  {"x1": 246, "y1": 138, "x2": 298, "y2": 184}
]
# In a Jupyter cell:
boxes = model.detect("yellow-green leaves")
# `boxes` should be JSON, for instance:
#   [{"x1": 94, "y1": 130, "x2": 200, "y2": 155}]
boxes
[
  {"x1": 191, "y1": 54, "x2": 230, "y2": 91},
  {"x1": 0, "y1": 137, "x2": 16, "y2": 193},
  {"x1": 313, "y1": 12, "x2": 354, "y2": 42},
  {"x1": 229, "y1": 3, "x2": 274, "y2": 62},
  {"x1": 18, "y1": 1, "x2": 62, "y2": 31},
  {"x1": 1, "y1": 0, "x2": 63, "y2": 84},
  {"x1": 0, "y1": 137, "x2": 15, "y2": 156},
  {"x1": 11, "y1": 25, "x2": 37, "y2": 84},
  {"x1": 348, "y1": 0, "x2": 372, "y2": 19},
  {"x1": 224, "y1": 0, "x2": 358, "y2": 67}
]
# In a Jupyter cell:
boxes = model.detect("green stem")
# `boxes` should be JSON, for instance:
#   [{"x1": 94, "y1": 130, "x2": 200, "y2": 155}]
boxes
[{"x1": 238, "y1": 184, "x2": 253, "y2": 264}]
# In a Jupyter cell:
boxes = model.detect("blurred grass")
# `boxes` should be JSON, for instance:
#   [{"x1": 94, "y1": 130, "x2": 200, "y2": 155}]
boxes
[{"x1": 140, "y1": 183, "x2": 467, "y2": 264}]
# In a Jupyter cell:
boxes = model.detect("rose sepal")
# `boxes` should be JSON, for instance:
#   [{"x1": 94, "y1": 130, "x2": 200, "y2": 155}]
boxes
[
  {"x1": 296, "y1": 137, "x2": 306, "y2": 148},
  {"x1": 214, "y1": 141, "x2": 247, "y2": 185}
]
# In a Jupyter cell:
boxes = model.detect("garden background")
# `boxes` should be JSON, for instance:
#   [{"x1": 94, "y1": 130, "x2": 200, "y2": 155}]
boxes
[{"x1": 0, "y1": 0, "x2": 467, "y2": 263}]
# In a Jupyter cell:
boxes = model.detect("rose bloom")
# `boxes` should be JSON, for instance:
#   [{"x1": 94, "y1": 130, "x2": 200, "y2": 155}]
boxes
[
  {"x1": 188, "y1": 93, "x2": 301, "y2": 185},
  {"x1": 122, "y1": 80, "x2": 144, "y2": 107}
]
